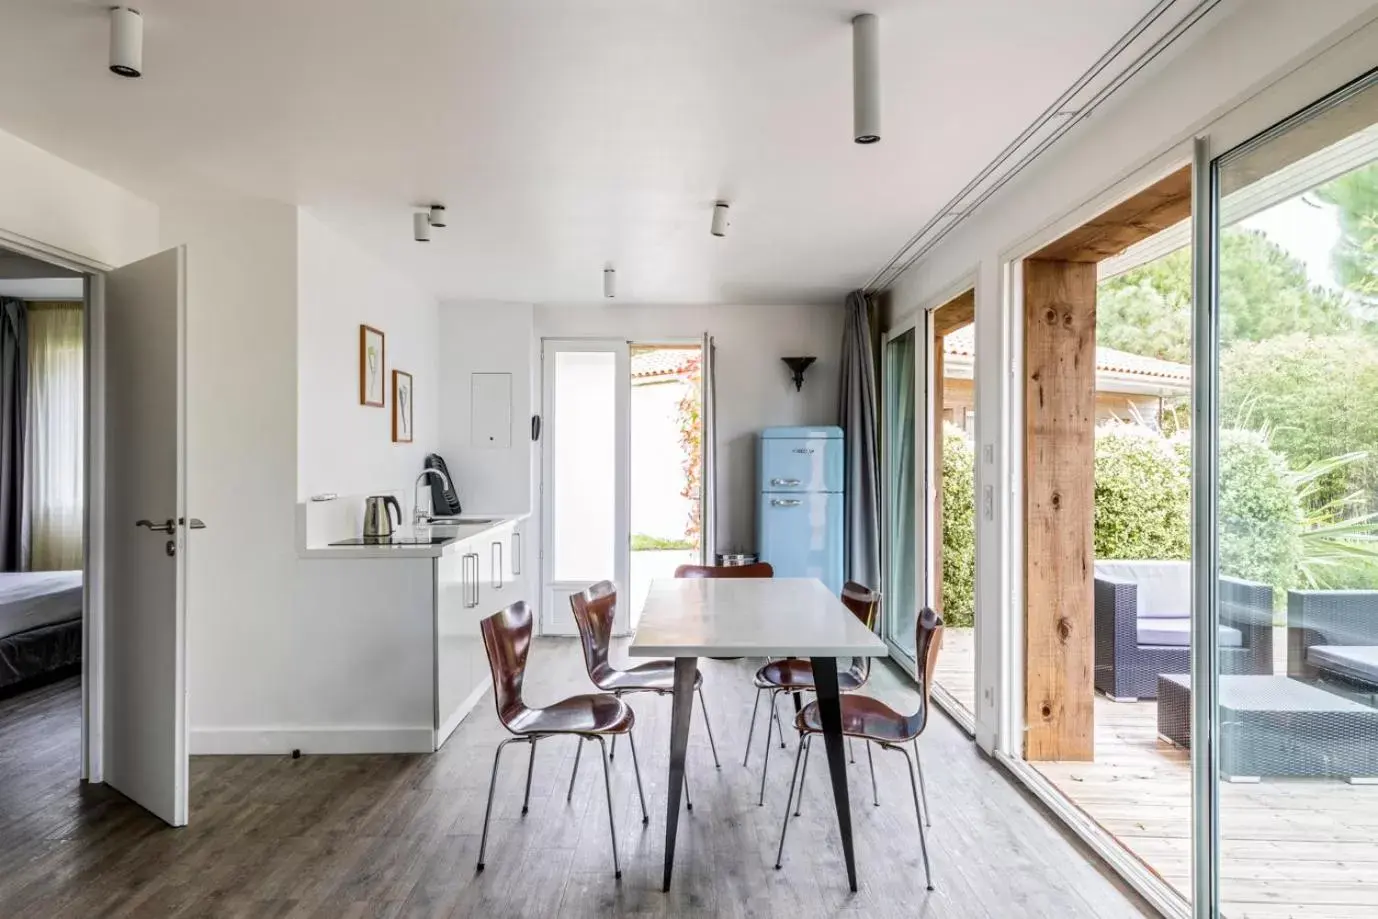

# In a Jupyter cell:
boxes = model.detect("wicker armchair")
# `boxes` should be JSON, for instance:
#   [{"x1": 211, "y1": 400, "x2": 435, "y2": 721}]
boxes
[
  {"x1": 1094, "y1": 561, "x2": 1274, "y2": 701},
  {"x1": 1287, "y1": 590, "x2": 1378, "y2": 696}
]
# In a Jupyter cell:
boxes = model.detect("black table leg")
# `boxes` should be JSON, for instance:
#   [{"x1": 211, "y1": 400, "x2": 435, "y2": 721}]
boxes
[
  {"x1": 811, "y1": 656, "x2": 857, "y2": 892},
  {"x1": 663, "y1": 656, "x2": 697, "y2": 892}
]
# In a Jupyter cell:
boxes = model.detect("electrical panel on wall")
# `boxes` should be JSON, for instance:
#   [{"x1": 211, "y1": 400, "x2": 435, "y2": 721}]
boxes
[{"x1": 471, "y1": 372, "x2": 513, "y2": 448}]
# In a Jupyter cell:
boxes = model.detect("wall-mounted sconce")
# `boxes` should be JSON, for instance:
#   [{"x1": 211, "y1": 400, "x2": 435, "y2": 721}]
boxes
[{"x1": 781, "y1": 356, "x2": 816, "y2": 392}]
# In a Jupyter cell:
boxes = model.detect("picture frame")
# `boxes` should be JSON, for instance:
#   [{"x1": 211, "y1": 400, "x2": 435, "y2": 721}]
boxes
[
  {"x1": 392, "y1": 369, "x2": 414, "y2": 443},
  {"x1": 359, "y1": 324, "x2": 386, "y2": 407}
]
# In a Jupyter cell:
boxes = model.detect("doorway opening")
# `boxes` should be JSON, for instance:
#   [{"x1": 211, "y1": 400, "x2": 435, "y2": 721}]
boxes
[
  {"x1": 629, "y1": 343, "x2": 703, "y2": 628},
  {"x1": 0, "y1": 244, "x2": 88, "y2": 819}
]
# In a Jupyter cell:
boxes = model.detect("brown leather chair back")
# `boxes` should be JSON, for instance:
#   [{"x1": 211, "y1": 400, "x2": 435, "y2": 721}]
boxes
[
  {"x1": 915, "y1": 606, "x2": 945, "y2": 711},
  {"x1": 673, "y1": 562, "x2": 774, "y2": 578},
  {"x1": 480, "y1": 601, "x2": 535, "y2": 732},
  {"x1": 841, "y1": 581, "x2": 881, "y2": 681},
  {"x1": 840, "y1": 580, "x2": 880, "y2": 630},
  {"x1": 569, "y1": 580, "x2": 618, "y2": 688}
]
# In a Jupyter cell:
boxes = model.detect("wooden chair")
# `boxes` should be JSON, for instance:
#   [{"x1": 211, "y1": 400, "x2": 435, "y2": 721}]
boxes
[
  {"x1": 476, "y1": 601, "x2": 645, "y2": 879},
  {"x1": 570, "y1": 580, "x2": 721, "y2": 773},
  {"x1": 673, "y1": 561, "x2": 775, "y2": 578},
  {"x1": 773, "y1": 606, "x2": 943, "y2": 891},
  {"x1": 745, "y1": 581, "x2": 881, "y2": 804}
]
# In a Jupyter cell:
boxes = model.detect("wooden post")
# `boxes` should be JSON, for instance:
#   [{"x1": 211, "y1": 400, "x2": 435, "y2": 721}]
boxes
[{"x1": 1023, "y1": 259, "x2": 1097, "y2": 762}]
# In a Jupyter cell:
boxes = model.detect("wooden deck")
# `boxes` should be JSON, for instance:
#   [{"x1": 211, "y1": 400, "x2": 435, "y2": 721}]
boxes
[{"x1": 931, "y1": 626, "x2": 1378, "y2": 917}]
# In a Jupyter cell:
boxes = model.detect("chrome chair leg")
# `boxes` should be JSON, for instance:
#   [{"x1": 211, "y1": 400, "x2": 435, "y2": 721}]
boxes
[
  {"x1": 759, "y1": 691, "x2": 777, "y2": 806},
  {"x1": 914, "y1": 737, "x2": 932, "y2": 827},
  {"x1": 477, "y1": 737, "x2": 521, "y2": 871},
  {"x1": 771, "y1": 690, "x2": 787, "y2": 748},
  {"x1": 866, "y1": 740, "x2": 879, "y2": 807},
  {"x1": 896, "y1": 744, "x2": 935, "y2": 891},
  {"x1": 521, "y1": 737, "x2": 538, "y2": 816},
  {"x1": 595, "y1": 736, "x2": 622, "y2": 880},
  {"x1": 567, "y1": 736, "x2": 585, "y2": 802},
  {"x1": 774, "y1": 735, "x2": 809, "y2": 869},
  {"x1": 609, "y1": 733, "x2": 616, "y2": 760},
  {"x1": 793, "y1": 737, "x2": 811, "y2": 817},
  {"x1": 626, "y1": 728, "x2": 650, "y2": 824},
  {"x1": 684, "y1": 772, "x2": 693, "y2": 811},
  {"x1": 848, "y1": 736, "x2": 855, "y2": 764},
  {"x1": 697, "y1": 685, "x2": 722, "y2": 768},
  {"x1": 743, "y1": 687, "x2": 763, "y2": 766}
]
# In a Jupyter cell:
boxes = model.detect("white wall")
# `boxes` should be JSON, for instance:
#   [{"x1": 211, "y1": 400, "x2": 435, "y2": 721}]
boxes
[
  {"x1": 435, "y1": 301, "x2": 534, "y2": 514},
  {"x1": 0, "y1": 126, "x2": 157, "y2": 268},
  {"x1": 297, "y1": 211, "x2": 439, "y2": 507},
  {"x1": 535, "y1": 303, "x2": 843, "y2": 554},
  {"x1": 881, "y1": 0, "x2": 1378, "y2": 754},
  {"x1": 160, "y1": 197, "x2": 301, "y2": 737}
]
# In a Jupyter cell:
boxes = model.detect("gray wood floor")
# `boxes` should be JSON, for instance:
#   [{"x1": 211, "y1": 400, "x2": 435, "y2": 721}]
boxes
[{"x1": 0, "y1": 641, "x2": 1153, "y2": 918}]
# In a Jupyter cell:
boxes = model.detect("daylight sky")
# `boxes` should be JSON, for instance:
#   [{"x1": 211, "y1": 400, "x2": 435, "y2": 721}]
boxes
[{"x1": 1240, "y1": 193, "x2": 1344, "y2": 291}]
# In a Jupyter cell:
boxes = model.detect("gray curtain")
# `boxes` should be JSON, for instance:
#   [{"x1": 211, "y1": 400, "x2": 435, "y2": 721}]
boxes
[
  {"x1": 0, "y1": 298, "x2": 27, "y2": 571},
  {"x1": 840, "y1": 290, "x2": 880, "y2": 590}
]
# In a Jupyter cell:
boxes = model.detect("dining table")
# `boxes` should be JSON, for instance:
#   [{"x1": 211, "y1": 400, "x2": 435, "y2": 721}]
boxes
[{"x1": 629, "y1": 576, "x2": 889, "y2": 892}]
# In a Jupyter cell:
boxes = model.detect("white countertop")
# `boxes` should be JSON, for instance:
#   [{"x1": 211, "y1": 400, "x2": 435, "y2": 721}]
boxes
[
  {"x1": 298, "y1": 514, "x2": 526, "y2": 559},
  {"x1": 629, "y1": 577, "x2": 889, "y2": 658}
]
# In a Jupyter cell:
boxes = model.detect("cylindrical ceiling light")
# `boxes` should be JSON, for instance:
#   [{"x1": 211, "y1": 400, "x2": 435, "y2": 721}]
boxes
[
  {"x1": 413, "y1": 212, "x2": 431, "y2": 242},
  {"x1": 852, "y1": 13, "x2": 880, "y2": 144},
  {"x1": 109, "y1": 6, "x2": 144, "y2": 78},
  {"x1": 428, "y1": 205, "x2": 447, "y2": 228},
  {"x1": 603, "y1": 267, "x2": 616, "y2": 299},
  {"x1": 711, "y1": 202, "x2": 730, "y2": 238}
]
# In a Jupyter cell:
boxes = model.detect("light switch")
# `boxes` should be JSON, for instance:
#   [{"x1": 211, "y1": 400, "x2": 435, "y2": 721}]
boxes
[{"x1": 471, "y1": 372, "x2": 512, "y2": 448}]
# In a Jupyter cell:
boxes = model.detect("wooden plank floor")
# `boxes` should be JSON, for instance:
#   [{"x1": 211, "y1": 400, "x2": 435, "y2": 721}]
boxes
[
  {"x1": 1030, "y1": 630, "x2": 1378, "y2": 918},
  {"x1": 0, "y1": 642, "x2": 1152, "y2": 918},
  {"x1": 934, "y1": 627, "x2": 976, "y2": 717}
]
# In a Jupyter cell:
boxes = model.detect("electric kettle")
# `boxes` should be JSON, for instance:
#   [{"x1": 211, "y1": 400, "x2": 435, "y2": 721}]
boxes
[{"x1": 362, "y1": 495, "x2": 403, "y2": 540}]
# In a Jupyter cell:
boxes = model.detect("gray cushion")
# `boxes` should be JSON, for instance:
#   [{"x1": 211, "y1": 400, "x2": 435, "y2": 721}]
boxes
[
  {"x1": 1097, "y1": 560, "x2": 1191, "y2": 619},
  {"x1": 1137, "y1": 616, "x2": 1242, "y2": 648},
  {"x1": 1307, "y1": 645, "x2": 1378, "y2": 685}
]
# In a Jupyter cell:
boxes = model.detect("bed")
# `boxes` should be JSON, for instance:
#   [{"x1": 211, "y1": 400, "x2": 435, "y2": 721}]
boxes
[{"x1": 0, "y1": 570, "x2": 83, "y2": 694}]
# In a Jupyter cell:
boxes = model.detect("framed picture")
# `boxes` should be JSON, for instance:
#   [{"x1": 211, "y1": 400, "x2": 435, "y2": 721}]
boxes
[
  {"x1": 359, "y1": 325, "x2": 386, "y2": 406},
  {"x1": 392, "y1": 369, "x2": 414, "y2": 443}
]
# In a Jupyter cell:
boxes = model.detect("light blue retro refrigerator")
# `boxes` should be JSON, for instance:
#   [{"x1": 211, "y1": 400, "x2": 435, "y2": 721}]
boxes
[{"x1": 757, "y1": 426, "x2": 844, "y2": 595}]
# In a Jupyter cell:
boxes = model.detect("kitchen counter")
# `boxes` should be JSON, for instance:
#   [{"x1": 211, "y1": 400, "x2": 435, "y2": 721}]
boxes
[{"x1": 298, "y1": 514, "x2": 528, "y2": 559}]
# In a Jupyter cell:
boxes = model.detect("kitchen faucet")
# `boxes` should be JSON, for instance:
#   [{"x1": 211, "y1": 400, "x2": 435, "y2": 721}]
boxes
[{"x1": 413, "y1": 468, "x2": 453, "y2": 525}]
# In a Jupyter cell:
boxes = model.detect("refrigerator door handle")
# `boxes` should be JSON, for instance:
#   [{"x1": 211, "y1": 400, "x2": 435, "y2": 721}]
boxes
[
  {"x1": 770, "y1": 478, "x2": 802, "y2": 487},
  {"x1": 770, "y1": 498, "x2": 802, "y2": 508}
]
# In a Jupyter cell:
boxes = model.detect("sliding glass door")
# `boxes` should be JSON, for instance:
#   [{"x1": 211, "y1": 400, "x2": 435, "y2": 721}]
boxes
[
  {"x1": 1199, "y1": 70, "x2": 1378, "y2": 919},
  {"x1": 882, "y1": 324, "x2": 927, "y2": 673}
]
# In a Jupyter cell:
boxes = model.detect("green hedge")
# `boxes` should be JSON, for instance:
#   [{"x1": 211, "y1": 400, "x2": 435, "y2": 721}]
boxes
[
  {"x1": 941, "y1": 424, "x2": 976, "y2": 628},
  {"x1": 1094, "y1": 423, "x2": 1190, "y2": 561},
  {"x1": 1217, "y1": 428, "x2": 1303, "y2": 590}
]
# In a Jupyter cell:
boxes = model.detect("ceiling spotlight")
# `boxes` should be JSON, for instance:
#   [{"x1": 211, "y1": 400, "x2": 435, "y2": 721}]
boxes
[
  {"x1": 603, "y1": 267, "x2": 616, "y2": 299},
  {"x1": 428, "y1": 205, "x2": 447, "y2": 228},
  {"x1": 852, "y1": 13, "x2": 880, "y2": 144},
  {"x1": 109, "y1": 6, "x2": 143, "y2": 79},
  {"x1": 413, "y1": 212, "x2": 431, "y2": 243},
  {"x1": 711, "y1": 202, "x2": 730, "y2": 238}
]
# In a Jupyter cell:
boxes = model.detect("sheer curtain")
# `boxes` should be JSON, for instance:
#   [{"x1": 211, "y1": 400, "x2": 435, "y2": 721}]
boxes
[{"x1": 24, "y1": 303, "x2": 83, "y2": 571}]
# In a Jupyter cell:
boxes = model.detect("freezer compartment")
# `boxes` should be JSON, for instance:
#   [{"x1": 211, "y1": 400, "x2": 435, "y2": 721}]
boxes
[
  {"x1": 758, "y1": 435, "x2": 844, "y2": 493},
  {"x1": 758, "y1": 491, "x2": 843, "y2": 596}
]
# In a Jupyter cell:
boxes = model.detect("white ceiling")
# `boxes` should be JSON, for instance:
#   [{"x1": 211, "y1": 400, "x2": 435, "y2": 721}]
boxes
[{"x1": 0, "y1": 0, "x2": 1171, "y2": 304}]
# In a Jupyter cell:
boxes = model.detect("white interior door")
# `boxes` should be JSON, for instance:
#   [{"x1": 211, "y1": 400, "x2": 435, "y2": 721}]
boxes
[
  {"x1": 102, "y1": 246, "x2": 189, "y2": 827},
  {"x1": 540, "y1": 339, "x2": 630, "y2": 635}
]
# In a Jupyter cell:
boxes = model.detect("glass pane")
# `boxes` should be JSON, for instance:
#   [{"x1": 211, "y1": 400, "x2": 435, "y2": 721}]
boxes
[
  {"x1": 552, "y1": 350, "x2": 617, "y2": 581},
  {"x1": 936, "y1": 322, "x2": 976, "y2": 716},
  {"x1": 885, "y1": 329, "x2": 918, "y2": 662},
  {"x1": 1213, "y1": 76, "x2": 1378, "y2": 918}
]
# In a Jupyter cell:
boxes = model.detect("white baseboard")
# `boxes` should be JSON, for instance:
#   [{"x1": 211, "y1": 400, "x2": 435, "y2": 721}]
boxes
[
  {"x1": 190, "y1": 725, "x2": 435, "y2": 755},
  {"x1": 436, "y1": 679, "x2": 493, "y2": 750}
]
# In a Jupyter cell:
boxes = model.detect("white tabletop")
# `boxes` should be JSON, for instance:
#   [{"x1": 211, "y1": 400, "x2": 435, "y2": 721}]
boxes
[{"x1": 629, "y1": 577, "x2": 889, "y2": 659}]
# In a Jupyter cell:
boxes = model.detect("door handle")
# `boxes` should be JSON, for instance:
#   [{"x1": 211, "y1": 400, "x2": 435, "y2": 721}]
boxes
[
  {"x1": 180, "y1": 517, "x2": 207, "y2": 529},
  {"x1": 135, "y1": 519, "x2": 176, "y2": 534},
  {"x1": 770, "y1": 478, "x2": 802, "y2": 487},
  {"x1": 771, "y1": 499, "x2": 802, "y2": 508}
]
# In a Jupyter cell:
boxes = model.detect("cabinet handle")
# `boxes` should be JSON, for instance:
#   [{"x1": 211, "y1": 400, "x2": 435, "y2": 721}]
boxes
[
  {"x1": 491, "y1": 540, "x2": 504, "y2": 590},
  {"x1": 771, "y1": 498, "x2": 802, "y2": 508},
  {"x1": 770, "y1": 478, "x2": 802, "y2": 487},
  {"x1": 471, "y1": 553, "x2": 482, "y2": 608},
  {"x1": 512, "y1": 531, "x2": 522, "y2": 575}
]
